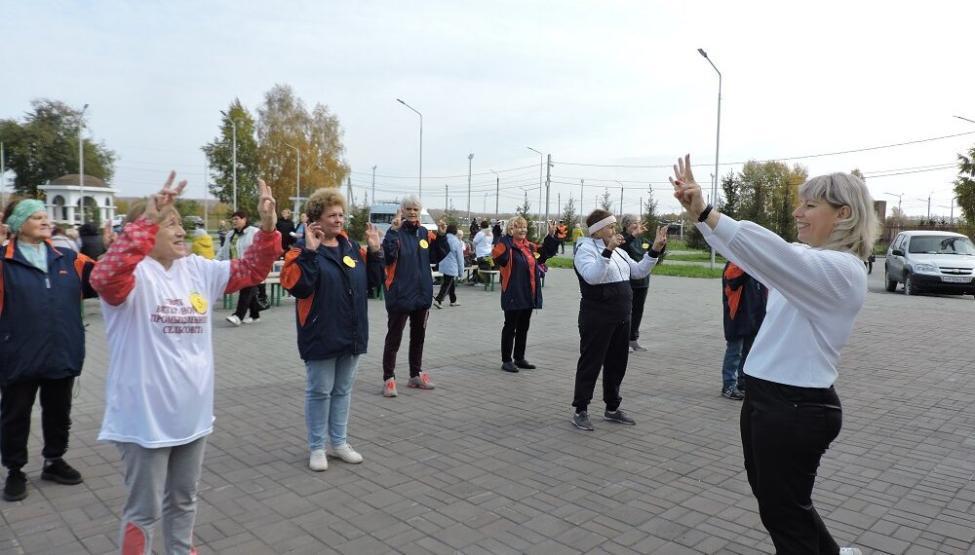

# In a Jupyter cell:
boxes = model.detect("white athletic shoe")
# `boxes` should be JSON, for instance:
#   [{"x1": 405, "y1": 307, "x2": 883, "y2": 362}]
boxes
[
  {"x1": 309, "y1": 449, "x2": 328, "y2": 471},
  {"x1": 225, "y1": 315, "x2": 242, "y2": 327},
  {"x1": 326, "y1": 444, "x2": 363, "y2": 464},
  {"x1": 839, "y1": 548, "x2": 862, "y2": 555}
]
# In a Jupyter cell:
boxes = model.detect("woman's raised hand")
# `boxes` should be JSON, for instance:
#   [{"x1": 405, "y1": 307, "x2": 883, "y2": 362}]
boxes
[
  {"x1": 146, "y1": 171, "x2": 187, "y2": 223},
  {"x1": 305, "y1": 222, "x2": 324, "y2": 251},
  {"x1": 669, "y1": 154, "x2": 707, "y2": 218},
  {"x1": 652, "y1": 225, "x2": 668, "y2": 251},
  {"x1": 256, "y1": 179, "x2": 277, "y2": 232},
  {"x1": 365, "y1": 223, "x2": 381, "y2": 252},
  {"x1": 390, "y1": 209, "x2": 403, "y2": 231}
]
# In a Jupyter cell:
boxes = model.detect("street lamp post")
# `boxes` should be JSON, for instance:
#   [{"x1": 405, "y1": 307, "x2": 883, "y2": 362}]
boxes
[
  {"x1": 884, "y1": 192, "x2": 904, "y2": 213},
  {"x1": 285, "y1": 143, "x2": 301, "y2": 214},
  {"x1": 466, "y1": 153, "x2": 474, "y2": 222},
  {"x1": 490, "y1": 169, "x2": 500, "y2": 218},
  {"x1": 527, "y1": 147, "x2": 544, "y2": 220},
  {"x1": 396, "y1": 98, "x2": 423, "y2": 200},
  {"x1": 78, "y1": 104, "x2": 89, "y2": 224},
  {"x1": 371, "y1": 165, "x2": 377, "y2": 205},
  {"x1": 698, "y1": 48, "x2": 721, "y2": 270},
  {"x1": 220, "y1": 110, "x2": 239, "y2": 211}
]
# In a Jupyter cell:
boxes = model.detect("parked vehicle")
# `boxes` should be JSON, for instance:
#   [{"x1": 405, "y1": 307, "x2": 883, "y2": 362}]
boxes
[
  {"x1": 884, "y1": 231, "x2": 975, "y2": 298},
  {"x1": 369, "y1": 202, "x2": 436, "y2": 236}
]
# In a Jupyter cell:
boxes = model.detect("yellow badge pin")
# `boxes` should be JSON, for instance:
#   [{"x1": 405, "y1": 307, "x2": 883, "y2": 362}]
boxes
[
  {"x1": 189, "y1": 292, "x2": 208, "y2": 314},
  {"x1": 419, "y1": 239, "x2": 429, "y2": 249},
  {"x1": 343, "y1": 255, "x2": 357, "y2": 268}
]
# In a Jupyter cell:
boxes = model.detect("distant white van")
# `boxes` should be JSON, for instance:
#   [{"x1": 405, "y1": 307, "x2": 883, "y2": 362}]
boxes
[{"x1": 369, "y1": 202, "x2": 436, "y2": 236}]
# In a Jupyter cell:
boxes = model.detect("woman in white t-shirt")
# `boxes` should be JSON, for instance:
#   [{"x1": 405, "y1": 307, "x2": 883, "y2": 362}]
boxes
[
  {"x1": 671, "y1": 155, "x2": 877, "y2": 555},
  {"x1": 90, "y1": 173, "x2": 281, "y2": 555}
]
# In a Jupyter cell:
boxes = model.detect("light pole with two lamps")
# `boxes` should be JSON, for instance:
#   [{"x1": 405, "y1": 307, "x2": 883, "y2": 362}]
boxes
[
  {"x1": 396, "y1": 98, "x2": 423, "y2": 200},
  {"x1": 698, "y1": 48, "x2": 721, "y2": 270}
]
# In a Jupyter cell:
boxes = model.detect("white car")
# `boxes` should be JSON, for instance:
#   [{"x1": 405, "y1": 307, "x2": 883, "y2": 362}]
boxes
[{"x1": 885, "y1": 230, "x2": 975, "y2": 298}]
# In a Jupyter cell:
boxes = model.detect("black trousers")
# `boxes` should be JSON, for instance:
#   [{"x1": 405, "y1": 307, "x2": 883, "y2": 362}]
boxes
[
  {"x1": 629, "y1": 286, "x2": 649, "y2": 341},
  {"x1": 741, "y1": 375, "x2": 842, "y2": 554},
  {"x1": 435, "y1": 276, "x2": 457, "y2": 303},
  {"x1": 234, "y1": 285, "x2": 261, "y2": 319},
  {"x1": 501, "y1": 309, "x2": 533, "y2": 362},
  {"x1": 382, "y1": 309, "x2": 429, "y2": 380},
  {"x1": 572, "y1": 314, "x2": 630, "y2": 413},
  {"x1": 1, "y1": 376, "x2": 75, "y2": 470}
]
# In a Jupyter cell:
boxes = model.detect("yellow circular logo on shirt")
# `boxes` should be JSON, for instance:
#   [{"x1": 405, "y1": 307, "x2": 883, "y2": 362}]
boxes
[
  {"x1": 642, "y1": 242, "x2": 650, "y2": 250},
  {"x1": 189, "y1": 292, "x2": 208, "y2": 314},
  {"x1": 419, "y1": 239, "x2": 429, "y2": 249},
  {"x1": 343, "y1": 255, "x2": 357, "y2": 268}
]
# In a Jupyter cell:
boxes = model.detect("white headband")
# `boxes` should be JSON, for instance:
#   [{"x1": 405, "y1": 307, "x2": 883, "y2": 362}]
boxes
[{"x1": 587, "y1": 215, "x2": 617, "y2": 235}]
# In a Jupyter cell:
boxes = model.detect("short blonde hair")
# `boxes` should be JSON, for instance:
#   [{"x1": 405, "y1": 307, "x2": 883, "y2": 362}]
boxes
[
  {"x1": 799, "y1": 173, "x2": 879, "y2": 259},
  {"x1": 305, "y1": 188, "x2": 346, "y2": 222},
  {"x1": 506, "y1": 216, "x2": 527, "y2": 235},
  {"x1": 126, "y1": 200, "x2": 179, "y2": 224}
]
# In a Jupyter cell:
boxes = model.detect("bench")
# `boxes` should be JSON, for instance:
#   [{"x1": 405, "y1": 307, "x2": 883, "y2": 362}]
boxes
[
  {"x1": 480, "y1": 270, "x2": 500, "y2": 291},
  {"x1": 223, "y1": 261, "x2": 286, "y2": 309}
]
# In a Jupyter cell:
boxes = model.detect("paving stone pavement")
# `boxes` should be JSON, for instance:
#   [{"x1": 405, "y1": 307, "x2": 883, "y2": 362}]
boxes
[{"x1": 1, "y1": 266, "x2": 974, "y2": 554}]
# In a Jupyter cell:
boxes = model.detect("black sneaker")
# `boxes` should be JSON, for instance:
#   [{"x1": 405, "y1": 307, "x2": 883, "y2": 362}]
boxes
[
  {"x1": 501, "y1": 361, "x2": 518, "y2": 373},
  {"x1": 514, "y1": 359, "x2": 536, "y2": 369},
  {"x1": 41, "y1": 458, "x2": 83, "y2": 485},
  {"x1": 3, "y1": 470, "x2": 27, "y2": 501},
  {"x1": 604, "y1": 409, "x2": 636, "y2": 425},
  {"x1": 721, "y1": 386, "x2": 745, "y2": 401},
  {"x1": 572, "y1": 411, "x2": 594, "y2": 431}
]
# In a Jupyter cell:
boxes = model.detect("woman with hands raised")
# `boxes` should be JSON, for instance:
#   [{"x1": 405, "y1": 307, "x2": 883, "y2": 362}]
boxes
[
  {"x1": 671, "y1": 154, "x2": 876, "y2": 555},
  {"x1": 90, "y1": 173, "x2": 282, "y2": 554},
  {"x1": 379, "y1": 196, "x2": 449, "y2": 398},
  {"x1": 570, "y1": 209, "x2": 665, "y2": 432},
  {"x1": 281, "y1": 188, "x2": 383, "y2": 471},
  {"x1": 619, "y1": 216, "x2": 669, "y2": 352}
]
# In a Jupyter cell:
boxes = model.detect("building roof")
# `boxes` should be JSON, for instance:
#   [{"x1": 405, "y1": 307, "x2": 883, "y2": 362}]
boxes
[{"x1": 49, "y1": 174, "x2": 109, "y2": 188}]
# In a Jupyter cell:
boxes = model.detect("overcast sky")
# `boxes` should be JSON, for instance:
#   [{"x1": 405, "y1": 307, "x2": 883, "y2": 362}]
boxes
[{"x1": 3, "y1": 0, "x2": 974, "y2": 218}]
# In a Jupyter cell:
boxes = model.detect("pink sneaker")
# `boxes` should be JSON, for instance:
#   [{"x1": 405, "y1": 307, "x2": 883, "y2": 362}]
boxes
[
  {"x1": 407, "y1": 372, "x2": 435, "y2": 390},
  {"x1": 383, "y1": 377, "x2": 398, "y2": 397}
]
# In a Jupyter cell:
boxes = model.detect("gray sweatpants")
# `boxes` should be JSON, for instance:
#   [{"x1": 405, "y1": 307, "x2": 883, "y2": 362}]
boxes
[{"x1": 115, "y1": 437, "x2": 207, "y2": 555}]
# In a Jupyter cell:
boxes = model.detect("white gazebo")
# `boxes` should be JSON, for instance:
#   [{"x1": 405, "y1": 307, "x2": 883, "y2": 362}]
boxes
[{"x1": 37, "y1": 174, "x2": 118, "y2": 225}]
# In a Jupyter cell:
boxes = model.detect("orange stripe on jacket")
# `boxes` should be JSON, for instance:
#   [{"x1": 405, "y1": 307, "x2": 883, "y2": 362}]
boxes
[
  {"x1": 491, "y1": 242, "x2": 512, "y2": 292},
  {"x1": 724, "y1": 263, "x2": 745, "y2": 319},
  {"x1": 74, "y1": 253, "x2": 95, "y2": 280},
  {"x1": 281, "y1": 247, "x2": 304, "y2": 289}
]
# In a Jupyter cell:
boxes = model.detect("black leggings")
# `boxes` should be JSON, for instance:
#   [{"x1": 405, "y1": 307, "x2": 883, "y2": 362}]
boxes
[
  {"x1": 572, "y1": 314, "x2": 630, "y2": 413},
  {"x1": 741, "y1": 375, "x2": 842, "y2": 554},
  {"x1": 501, "y1": 309, "x2": 532, "y2": 362},
  {"x1": 234, "y1": 285, "x2": 261, "y2": 319},
  {"x1": 629, "y1": 286, "x2": 648, "y2": 340},
  {"x1": 1, "y1": 377, "x2": 75, "y2": 470}
]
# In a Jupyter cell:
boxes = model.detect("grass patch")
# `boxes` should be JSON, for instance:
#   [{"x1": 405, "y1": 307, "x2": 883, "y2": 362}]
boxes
[
  {"x1": 664, "y1": 252, "x2": 727, "y2": 263},
  {"x1": 545, "y1": 255, "x2": 722, "y2": 278},
  {"x1": 652, "y1": 264, "x2": 723, "y2": 279}
]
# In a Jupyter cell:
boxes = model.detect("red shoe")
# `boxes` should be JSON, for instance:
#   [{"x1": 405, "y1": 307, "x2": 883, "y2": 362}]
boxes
[
  {"x1": 407, "y1": 372, "x2": 435, "y2": 390},
  {"x1": 383, "y1": 377, "x2": 398, "y2": 397}
]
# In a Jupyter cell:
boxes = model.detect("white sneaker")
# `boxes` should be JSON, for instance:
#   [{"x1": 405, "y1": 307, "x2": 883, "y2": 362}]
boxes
[
  {"x1": 225, "y1": 315, "x2": 242, "y2": 327},
  {"x1": 309, "y1": 449, "x2": 328, "y2": 471},
  {"x1": 326, "y1": 444, "x2": 363, "y2": 464},
  {"x1": 839, "y1": 549, "x2": 862, "y2": 555},
  {"x1": 242, "y1": 316, "x2": 259, "y2": 324}
]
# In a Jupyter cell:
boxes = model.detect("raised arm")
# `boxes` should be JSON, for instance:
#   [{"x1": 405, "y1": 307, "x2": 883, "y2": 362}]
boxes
[
  {"x1": 671, "y1": 154, "x2": 863, "y2": 320},
  {"x1": 225, "y1": 179, "x2": 282, "y2": 293},
  {"x1": 91, "y1": 172, "x2": 186, "y2": 305}
]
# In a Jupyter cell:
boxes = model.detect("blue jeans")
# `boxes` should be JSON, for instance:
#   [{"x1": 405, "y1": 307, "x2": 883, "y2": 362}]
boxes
[
  {"x1": 721, "y1": 335, "x2": 755, "y2": 390},
  {"x1": 305, "y1": 355, "x2": 359, "y2": 450}
]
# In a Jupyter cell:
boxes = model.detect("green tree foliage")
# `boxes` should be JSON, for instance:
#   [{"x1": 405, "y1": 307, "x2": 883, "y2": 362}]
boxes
[
  {"x1": 719, "y1": 172, "x2": 741, "y2": 220},
  {"x1": 599, "y1": 189, "x2": 613, "y2": 212},
  {"x1": 347, "y1": 203, "x2": 370, "y2": 242},
  {"x1": 202, "y1": 100, "x2": 261, "y2": 215},
  {"x1": 954, "y1": 146, "x2": 975, "y2": 238},
  {"x1": 640, "y1": 187, "x2": 660, "y2": 232},
  {"x1": 515, "y1": 194, "x2": 537, "y2": 242},
  {"x1": 256, "y1": 84, "x2": 351, "y2": 209},
  {"x1": 736, "y1": 161, "x2": 807, "y2": 242},
  {"x1": 0, "y1": 99, "x2": 115, "y2": 197},
  {"x1": 561, "y1": 196, "x2": 578, "y2": 235}
]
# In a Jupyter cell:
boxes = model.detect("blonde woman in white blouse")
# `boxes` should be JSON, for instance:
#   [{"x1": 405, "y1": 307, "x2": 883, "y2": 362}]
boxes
[{"x1": 671, "y1": 154, "x2": 877, "y2": 555}]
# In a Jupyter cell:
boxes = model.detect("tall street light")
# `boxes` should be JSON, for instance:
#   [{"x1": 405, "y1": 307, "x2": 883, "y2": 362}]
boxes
[
  {"x1": 884, "y1": 192, "x2": 903, "y2": 212},
  {"x1": 220, "y1": 110, "x2": 239, "y2": 211},
  {"x1": 490, "y1": 169, "x2": 500, "y2": 218},
  {"x1": 527, "y1": 146, "x2": 543, "y2": 220},
  {"x1": 285, "y1": 143, "x2": 301, "y2": 214},
  {"x1": 698, "y1": 48, "x2": 722, "y2": 270},
  {"x1": 396, "y1": 98, "x2": 423, "y2": 200},
  {"x1": 78, "y1": 103, "x2": 89, "y2": 224},
  {"x1": 466, "y1": 153, "x2": 474, "y2": 221}
]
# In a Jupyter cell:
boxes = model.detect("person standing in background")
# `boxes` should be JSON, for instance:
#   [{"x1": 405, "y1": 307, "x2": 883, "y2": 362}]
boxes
[{"x1": 720, "y1": 262, "x2": 767, "y2": 400}]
